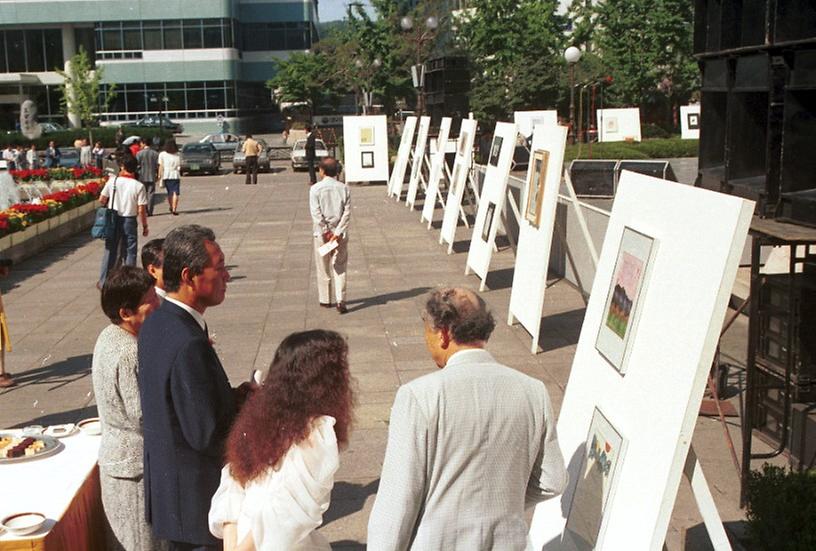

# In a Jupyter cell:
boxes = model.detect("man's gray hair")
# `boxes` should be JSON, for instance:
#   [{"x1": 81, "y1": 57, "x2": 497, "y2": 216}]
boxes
[
  {"x1": 162, "y1": 225, "x2": 216, "y2": 293},
  {"x1": 423, "y1": 287, "x2": 496, "y2": 344}
]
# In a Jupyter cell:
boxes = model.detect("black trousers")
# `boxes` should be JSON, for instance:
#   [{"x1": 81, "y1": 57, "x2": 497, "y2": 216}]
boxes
[
  {"x1": 307, "y1": 156, "x2": 316, "y2": 184},
  {"x1": 245, "y1": 155, "x2": 258, "y2": 185}
]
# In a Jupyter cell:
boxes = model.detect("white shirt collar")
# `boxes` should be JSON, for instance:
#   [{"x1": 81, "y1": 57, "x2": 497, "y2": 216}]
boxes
[
  {"x1": 164, "y1": 296, "x2": 206, "y2": 332},
  {"x1": 446, "y1": 348, "x2": 490, "y2": 366},
  {"x1": 155, "y1": 286, "x2": 167, "y2": 299}
]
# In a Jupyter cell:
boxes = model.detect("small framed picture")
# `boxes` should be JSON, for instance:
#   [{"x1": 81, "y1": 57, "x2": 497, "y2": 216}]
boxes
[
  {"x1": 687, "y1": 113, "x2": 700, "y2": 130},
  {"x1": 605, "y1": 117, "x2": 619, "y2": 134},
  {"x1": 361, "y1": 150, "x2": 374, "y2": 168},
  {"x1": 458, "y1": 131, "x2": 469, "y2": 157},
  {"x1": 481, "y1": 202, "x2": 496, "y2": 242},
  {"x1": 525, "y1": 149, "x2": 550, "y2": 228},
  {"x1": 359, "y1": 126, "x2": 375, "y2": 146},
  {"x1": 488, "y1": 136, "x2": 503, "y2": 167}
]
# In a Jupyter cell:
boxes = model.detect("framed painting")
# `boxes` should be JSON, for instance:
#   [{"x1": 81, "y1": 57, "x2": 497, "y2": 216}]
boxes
[
  {"x1": 481, "y1": 202, "x2": 496, "y2": 242},
  {"x1": 411, "y1": 154, "x2": 421, "y2": 180},
  {"x1": 450, "y1": 163, "x2": 462, "y2": 196},
  {"x1": 359, "y1": 126, "x2": 375, "y2": 146},
  {"x1": 524, "y1": 149, "x2": 550, "y2": 228},
  {"x1": 488, "y1": 136, "x2": 503, "y2": 167},
  {"x1": 564, "y1": 407, "x2": 627, "y2": 551},
  {"x1": 595, "y1": 226, "x2": 657, "y2": 374},
  {"x1": 687, "y1": 112, "x2": 700, "y2": 130},
  {"x1": 361, "y1": 151, "x2": 374, "y2": 168},
  {"x1": 458, "y1": 131, "x2": 469, "y2": 157},
  {"x1": 605, "y1": 116, "x2": 619, "y2": 134}
]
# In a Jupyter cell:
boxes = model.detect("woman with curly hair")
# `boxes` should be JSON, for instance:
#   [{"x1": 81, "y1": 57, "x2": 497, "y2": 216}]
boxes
[{"x1": 208, "y1": 329, "x2": 354, "y2": 551}]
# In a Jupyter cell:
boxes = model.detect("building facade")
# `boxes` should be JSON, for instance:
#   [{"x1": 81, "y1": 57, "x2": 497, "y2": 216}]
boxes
[{"x1": 0, "y1": 0, "x2": 318, "y2": 134}]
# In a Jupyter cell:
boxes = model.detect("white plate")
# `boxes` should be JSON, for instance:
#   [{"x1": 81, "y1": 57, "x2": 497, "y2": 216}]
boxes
[
  {"x1": 77, "y1": 418, "x2": 101, "y2": 436},
  {"x1": 44, "y1": 424, "x2": 77, "y2": 438},
  {"x1": 1, "y1": 512, "x2": 46, "y2": 535}
]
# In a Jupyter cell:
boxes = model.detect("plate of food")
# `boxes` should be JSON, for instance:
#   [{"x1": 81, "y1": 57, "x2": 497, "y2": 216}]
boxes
[
  {"x1": 0, "y1": 433, "x2": 63, "y2": 464},
  {"x1": 77, "y1": 418, "x2": 101, "y2": 436}
]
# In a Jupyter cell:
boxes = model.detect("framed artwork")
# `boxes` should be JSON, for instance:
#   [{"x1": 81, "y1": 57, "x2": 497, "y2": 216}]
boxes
[
  {"x1": 488, "y1": 136, "x2": 503, "y2": 167},
  {"x1": 359, "y1": 126, "x2": 375, "y2": 146},
  {"x1": 564, "y1": 407, "x2": 627, "y2": 551},
  {"x1": 411, "y1": 155, "x2": 421, "y2": 180},
  {"x1": 458, "y1": 131, "x2": 469, "y2": 157},
  {"x1": 595, "y1": 226, "x2": 657, "y2": 374},
  {"x1": 524, "y1": 149, "x2": 550, "y2": 228},
  {"x1": 481, "y1": 202, "x2": 496, "y2": 242},
  {"x1": 450, "y1": 163, "x2": 462, "y2": 195},
  {"x1": 361, "y1": 150, "x2": 374, "y2": 168},
  {"x1": 687, "y1": 113, "x2": 700, "y2": 130},
  {"x1": 605, "y1": 117, "x2": 619, "y2": 134}
]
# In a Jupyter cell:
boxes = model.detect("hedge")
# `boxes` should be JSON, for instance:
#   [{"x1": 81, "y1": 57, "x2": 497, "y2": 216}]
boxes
[
  {"x1": 746, "y1": 464, "x2": 816, "y2": 550},
  {"x1": 564, "y1": 138, "x2": 699, "y2": 163},
  {"x1": 0, "y1": 127, "x2": 174, "y2": 149}
]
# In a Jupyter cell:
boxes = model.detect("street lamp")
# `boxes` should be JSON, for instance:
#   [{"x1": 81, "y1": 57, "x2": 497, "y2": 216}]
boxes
[
  {"x1": 564, "y1": 46, "x2": 582, "y2": 144},
  {"x1": 400, "y1": 14, "x2": 439, "y2": 116}
]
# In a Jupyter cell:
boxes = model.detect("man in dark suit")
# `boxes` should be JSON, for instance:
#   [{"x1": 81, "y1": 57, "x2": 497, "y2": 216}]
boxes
[
  {"x1": 138, "y1": 224, "x2": 236, "y2": 550},
  {"x1": 305, "y1": 124, "x2": 317, "y2": 185}
]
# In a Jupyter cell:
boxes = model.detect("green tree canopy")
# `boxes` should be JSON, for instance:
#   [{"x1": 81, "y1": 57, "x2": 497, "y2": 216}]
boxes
[{"x1": 56, "y1": 47, "x2": 115, "y2": 137}]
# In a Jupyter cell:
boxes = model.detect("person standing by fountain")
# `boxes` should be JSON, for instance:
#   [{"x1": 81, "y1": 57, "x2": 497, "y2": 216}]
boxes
[
  {"x1": 26, "y1": 144, "x2": 39, "y2": 169},
  {"x1": 44, "y1": 140, "x2": 60, "y2": 168}
]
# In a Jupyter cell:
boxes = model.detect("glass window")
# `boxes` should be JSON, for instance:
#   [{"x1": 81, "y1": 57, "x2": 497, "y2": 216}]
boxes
[
  {"x1": 226, "y1": 85, "x2": 235, "y2": 108},
  {"x1": 165, "y1": 89, "x2": 185, "y2": 110},
  {"x1": 205, "y1": 88, "x2": 225, "y2": 110},
  {"x1": 108, "y1": 87, "x2": 126, "y2": 113},
  {"x1": 123, "y1": 24, "x2": 142, "y2": 50},
  {"x1": 224, "y1": 19, "x2": 234, "y2": 48},
  {"x1": 25, "y1": 30, "x2": 45, "y2": 72},
  {"x1": 102, "y1": 27, "x2": 122, "y2": 51},
  {"x1": 163, "y1": 21, "x2": 182, "y2": 49},
  {"x1": 242, "y1": 24, "x2": 267, "y2": 51},
  {"x1": 0, "y1": 32, "x2": 7, "y2": 73},
  {"x1": 71, "y1": 28, "x2": 91, "y2": 63},
  {"x1": 183, "y1": 20, "x2": 202, "y2": 49},
  {"x1": 6, "y1": 31, "x2": 26, "y2": 72},
  {"x1": 125, "y1": 89, "x2": 146, "y2": 113},
  {"x1": 186, "y1": 88, "x2": 205, "y2": 110},
  {"x1": 269, "y1": 26, "x2": 285, "y2": 50},
  {"x1": 203, "y1": 25, "x2": 222, "y2": 48},
  {"x1": 143, "y1": 27, "x2": 162, "y2": 49}
]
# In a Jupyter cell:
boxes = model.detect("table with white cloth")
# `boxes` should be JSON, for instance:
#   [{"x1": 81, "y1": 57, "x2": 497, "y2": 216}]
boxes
[{"x1": 0, "y1": 430, "x2": 105, "y2": 551}]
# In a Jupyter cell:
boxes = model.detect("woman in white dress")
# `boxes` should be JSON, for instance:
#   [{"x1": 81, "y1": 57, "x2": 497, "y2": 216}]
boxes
[
  {"x1": 209, "y1": 329, "x2": 354, "y2": 551},
  {"x1": 157, "y1": 140, "x2": 182, "y2": 215}
]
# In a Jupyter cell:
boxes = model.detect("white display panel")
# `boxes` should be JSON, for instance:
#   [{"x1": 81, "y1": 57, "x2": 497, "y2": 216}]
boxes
[
  {"x1": 439, "y1": 118, "x2": 478, "y2": 252},
  {"x1": 596, "y1": 108, "x2": 641, "y2": 142},
  {"x1": 405, "y1": 116, "x2": 431, "y2": 207},
  {"x1": 507, "y1": 124, "x2": 568, "y2": 353},
  {"x1": 514, "y1": 110, "x2": 558, "y2": 138},
  {"x1": 529, "y1": 172, "x2": 753, "y2": 551},
  {"x1": 680, "y1": 104, "x2": 701, "y2": 140},
  {"x1": 342, "y1": 115, "x2": 389, "y2": 183},
  {"x1": 464, "y1": 121, "x2": 518, "y2": 287},
  {"x1": 388, "y1": 116, "x2": 417, "y2": 197},
  {"x1": 421, "y1": 117, "x2": 452, "y2": 226}
]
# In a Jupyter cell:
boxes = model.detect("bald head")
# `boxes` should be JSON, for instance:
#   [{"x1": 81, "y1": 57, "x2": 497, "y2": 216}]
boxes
[{"x1": 423, "y1": 287, "x2": 496, "y2": 345}]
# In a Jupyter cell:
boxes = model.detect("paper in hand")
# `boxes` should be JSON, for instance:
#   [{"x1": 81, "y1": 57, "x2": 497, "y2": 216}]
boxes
[{"x1": 318, "y1": 239, "x2": 339, "y2": 257}]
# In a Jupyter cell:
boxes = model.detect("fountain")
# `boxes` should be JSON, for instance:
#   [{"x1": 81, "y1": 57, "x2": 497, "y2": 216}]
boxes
[{"x1": 0, "y1": 171, "x2": 21, "y2": 211}]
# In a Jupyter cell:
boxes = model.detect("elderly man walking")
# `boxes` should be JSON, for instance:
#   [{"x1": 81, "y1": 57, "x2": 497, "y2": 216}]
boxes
[
  {"x1": 309, "y1": 157, "x2": 350, "y2": 314},
  {"x1": 367, "y1": 287, "x2": 567, "y2": 551}
]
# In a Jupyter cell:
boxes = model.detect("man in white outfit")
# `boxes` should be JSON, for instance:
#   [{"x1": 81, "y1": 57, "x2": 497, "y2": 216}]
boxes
[
  {"x1": 309, "y1": 157, "x2": 350, "y2": 314},
  {"x1": 367, "y1": 287, "x2": 568, "y2": 551}
]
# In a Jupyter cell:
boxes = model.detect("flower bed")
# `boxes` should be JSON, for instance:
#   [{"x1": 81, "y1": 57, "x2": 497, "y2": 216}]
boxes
[
  {"x1": 0, "y1": 180, "x2": 103, "y2": 238},
  {"x1": 9, "y1": 166, "x2": 103, "y2": 182}
]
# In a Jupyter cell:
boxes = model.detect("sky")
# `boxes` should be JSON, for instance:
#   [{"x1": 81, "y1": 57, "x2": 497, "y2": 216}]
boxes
[{"x1": 319, "y1": 0, "x2": 374, "y2": 22}]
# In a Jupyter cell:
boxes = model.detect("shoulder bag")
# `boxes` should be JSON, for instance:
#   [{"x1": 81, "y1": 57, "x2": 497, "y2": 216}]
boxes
[{"x1": 91, "y1": 177, "x2": 118, "y2": 240}]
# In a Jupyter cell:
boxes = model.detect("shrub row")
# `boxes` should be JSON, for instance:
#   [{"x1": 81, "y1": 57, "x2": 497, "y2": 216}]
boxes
[
  {"x1": 0, "y1": 127, "x2": 174, "y2": 149},
  {"x1": 564, "y1": 138, "x2": 699, "y2": 163}
]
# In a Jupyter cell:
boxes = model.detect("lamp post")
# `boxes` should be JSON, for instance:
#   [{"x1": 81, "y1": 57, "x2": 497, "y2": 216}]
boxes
[
  {"x1": 564, "y1": 46, "x2": 582, "y2": 144},
  {"x1": 400, "y1": 14, "x2": 439, "y2": 116}
]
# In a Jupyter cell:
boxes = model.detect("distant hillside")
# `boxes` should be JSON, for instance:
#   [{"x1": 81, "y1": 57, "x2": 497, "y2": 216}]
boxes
[{"x1": 317, "y1": 19, "x2": 349, "y2": 39}]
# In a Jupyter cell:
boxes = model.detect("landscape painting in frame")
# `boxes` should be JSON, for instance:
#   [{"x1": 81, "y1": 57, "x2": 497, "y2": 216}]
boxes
[
  {"x1": 359, "y1": 126, "x2": 375, "y2": 146},
  {"x1": 361, "y1": 151, "x2": 374, "y2": 169},
  {"x1": 525, "y1": 149, "x2": 550, "y2": 228},
  {"x1": 595, "y1": 226, "x2": 656, "y2": 374},
  {"x1": 458, "y1": 131, "x2": 469, "y2": 157},
  {"x1": 488, "y1": 136, "x2": 503, "y2": 167},
  {"x1": 563, "y1": 407, "x2": 626, "y2": 551},
  {"x1": 481, "y1": 202, "x2": 496, "y2": 242}
]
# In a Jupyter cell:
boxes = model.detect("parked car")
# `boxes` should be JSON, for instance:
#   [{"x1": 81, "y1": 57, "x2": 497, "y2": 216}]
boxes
[
  {"x1": 180, "y1": 142, "x2": 220, "y2": 175},
  {"x1": 58, "y1": 147, "x2": 81, "y2": 168},
  {"x1": 129, "y1": 116, "x2": 183, "y2": 133},
  {"x1": 199, "y1": 133, "x2": 240, "y2": 159},
  {"x1": 40, "y1": 121, "x2": 66, "y2": 134},
  {"x1": 290, "y1": 139, "x2": 328, "y2": 170},
  {"x1": 232, "y1": 139, "x2": 270, "y2": 173}
]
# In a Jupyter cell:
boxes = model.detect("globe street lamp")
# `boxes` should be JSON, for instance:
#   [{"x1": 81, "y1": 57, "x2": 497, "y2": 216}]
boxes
[
  {"x1": 400, "y1": 15, "x2": 439, "y2": 116},
  {"x1": 564, "y1": 46, "x2": 582, "y2": 144}
]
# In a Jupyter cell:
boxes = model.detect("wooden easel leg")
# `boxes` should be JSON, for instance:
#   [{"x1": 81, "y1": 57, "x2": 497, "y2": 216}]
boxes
[{"x1": 683, "y1": 447, "x2": 732, "y2": 551}]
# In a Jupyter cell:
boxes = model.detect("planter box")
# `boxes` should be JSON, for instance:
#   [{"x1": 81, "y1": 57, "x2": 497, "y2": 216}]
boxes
[{"x1": 0, "y1": 204, "x2": 97, "y2": 264}]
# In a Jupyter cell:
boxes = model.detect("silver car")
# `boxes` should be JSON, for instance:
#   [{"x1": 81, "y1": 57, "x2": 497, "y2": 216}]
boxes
[
  {"x1": 291, "y1": 139, "x2": 328, "y2": 170},
  {"x1": 232, "y1": 139, "x2": 270, "y2": 173},
  {"x1": 199, "y1": 133, "x2": 241, "y2": 160}
]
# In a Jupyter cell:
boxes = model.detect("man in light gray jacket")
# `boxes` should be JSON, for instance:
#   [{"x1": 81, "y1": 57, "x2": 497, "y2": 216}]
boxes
[{"x1": 368, "y1": 287, "x2": 567, "y2": 551}]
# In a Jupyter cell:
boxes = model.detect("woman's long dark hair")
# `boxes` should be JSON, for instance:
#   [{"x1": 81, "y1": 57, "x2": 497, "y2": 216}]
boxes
[{"x1": 225, "y1": 329, "x2": 354, "y2": 485}]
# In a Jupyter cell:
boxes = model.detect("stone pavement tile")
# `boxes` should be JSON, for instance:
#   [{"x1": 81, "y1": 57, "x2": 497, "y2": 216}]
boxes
[
  {"x1": 355, "y1": 371, "x2": 400, "y2": 393},
  {"x1": 353, "y1": 403, "x2": 392, "y2": 430}
]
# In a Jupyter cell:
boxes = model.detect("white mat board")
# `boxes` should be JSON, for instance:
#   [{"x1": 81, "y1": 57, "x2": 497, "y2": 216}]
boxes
[
  {"x1": 508, "y1": 124, "x2": 569, "y2": 351},
  {"x1": 529, "y1": 172, "x2": 753, "y2": 551},
  {"x1": 514, "y1": 110, "x2": 558, "y2": 138},
  {"x1": 388, "y1": 116, "x2": 417, "y2": 197},
  {"x1": 680, "y1": 105, "x2": 701, "y2": 140},
  {"x1": 465, "y1": 121, "x2": 518, "y2": 283},
  {"x1": 597, "y1": 108, "x2": 641, "y2": 143},
  {"x1": 440, "y1": 118, "x2": 478, "y2": 250},
  {"x1": 406, "y1": 116, "x2": 431, "y2": 207},
  {"x1": 421, "y1": 117, "x2": 452, "y2": 225},
  {"x1": 342, "y1": 115, "x2": 389, "y2": 183}
]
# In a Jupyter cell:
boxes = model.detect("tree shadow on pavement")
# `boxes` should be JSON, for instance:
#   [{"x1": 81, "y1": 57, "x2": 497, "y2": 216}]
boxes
[
  {"x1": 345, "y1": 287, "x2": 431, "y2": 314},
  {"x1": 0, "y1": 353, "x2": 93, "y2": 397},
  {"x1": 324, "y1": 479, "x2": 379, "y2": 527},
  {"x1": 13, "y1": 404, "x2": 98, "y2": 429}
]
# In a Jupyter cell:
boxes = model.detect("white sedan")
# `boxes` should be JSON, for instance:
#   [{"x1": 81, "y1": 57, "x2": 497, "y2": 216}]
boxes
[{"x1": 291, "y1": 139, "x2": 328, "y2": 170}]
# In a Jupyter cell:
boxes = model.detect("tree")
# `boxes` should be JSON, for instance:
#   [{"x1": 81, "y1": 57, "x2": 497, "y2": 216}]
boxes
[
  {"x1": 593, "y1": 0, "x2": 698, "y2": 128},
  {"x1": 453, "y1": 0, "x2": 567, "y2": 124},
  {"x1": 267, "y1": 50, "x2": 342, "y2": 117},
  {"x1": 57, "y1": 47, "x2": 115, "y2": 141}
]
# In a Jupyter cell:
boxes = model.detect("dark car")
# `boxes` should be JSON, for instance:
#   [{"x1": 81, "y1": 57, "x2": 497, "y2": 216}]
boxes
[
  {"x1": 58, "y1": 147, "x2": 81, "y2": 168},
  {"x1": 180, "y1": 143, "x2": 220, "y2": 175},
  {"x1": 199, "y1": 133, "x2": 240, "y2": 160},
  {"x1": 130, "y1": 116, "x2": 184, "y2": 134}
]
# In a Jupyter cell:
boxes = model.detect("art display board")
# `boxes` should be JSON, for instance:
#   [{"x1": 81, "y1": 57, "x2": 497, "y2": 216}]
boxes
[
  {"x1": 439, "y1": 118, "x2": 478, "y2": 252},
  {"x1": 528, "y1": 171, "x2": 753, "y2": 551},
  {"x1": 387, "y1": 116, "x2": 417, "y2": 198},
  {"x1": 507, "y1": 124, "x2": 569, "y2": 353},
  {"x1": 405, "y1": 116, "x2": 431, "y2": 208},
  {"x1": 342, "y1": 115, "x2": 389, "y2": 183},
  {"x1": 421, "y1": 117, "x2": 452, "y2": 226},
  {"x1": 596, "y1": 108, "x2": 641, "y2": 142},
  {"x1": 680, "y1": 104, "x2": 701, "y2": 140},
  {"x1": 514, "y1": 110, "x2": 558, "y2": 138},
  {"x1": 464, "y1": 121, "x2": 518, "y2": 290}
]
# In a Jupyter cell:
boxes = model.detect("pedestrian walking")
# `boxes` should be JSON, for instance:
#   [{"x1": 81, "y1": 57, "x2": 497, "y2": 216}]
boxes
[{"x1": 158, "y1": 140, "x2": 182, "y2": 215}]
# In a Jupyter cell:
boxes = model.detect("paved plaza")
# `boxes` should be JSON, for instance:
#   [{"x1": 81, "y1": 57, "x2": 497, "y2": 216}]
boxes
[{"x1": 0, "y1": 162, "x2": 772, "y2": 550}]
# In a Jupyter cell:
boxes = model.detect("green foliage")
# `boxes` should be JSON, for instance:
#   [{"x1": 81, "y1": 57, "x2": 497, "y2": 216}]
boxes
[
  {"x1": 56, "y1": 48, "x2": 116, "y2": 134},
  {"x1": 746, "y1": 464, "x2": 816, "y2": 551},
  {"x1": 0, "y1": 126, "x2": 172, "y2": 149},
  {"x1": 267, "y1": 51, "x2": 341, "y2": 115},
  {"x1": 564, "y1": 138, "x2": 698, "y2": 163},
  {"x1": 454, "y1": 0, "x2": 567, "y2": 124}
]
